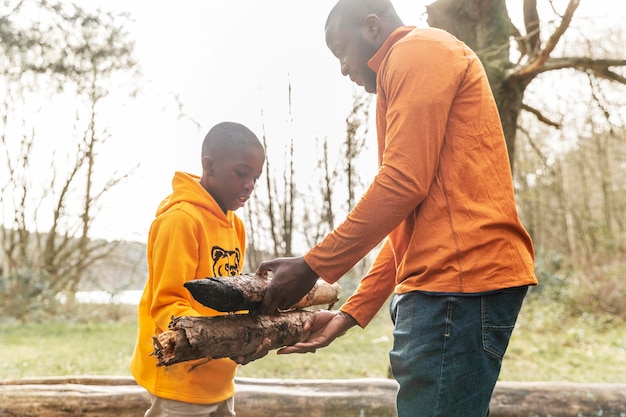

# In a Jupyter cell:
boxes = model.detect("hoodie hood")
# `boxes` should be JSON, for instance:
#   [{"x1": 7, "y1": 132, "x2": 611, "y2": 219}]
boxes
[{"x1": 156, "y1": 172, "x2": 231, "y2": 224}]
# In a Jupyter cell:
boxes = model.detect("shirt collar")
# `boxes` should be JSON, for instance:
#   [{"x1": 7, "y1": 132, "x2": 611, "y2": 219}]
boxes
[{"x1": 368, "y1": 26, "x2": 416, "y2": 73}]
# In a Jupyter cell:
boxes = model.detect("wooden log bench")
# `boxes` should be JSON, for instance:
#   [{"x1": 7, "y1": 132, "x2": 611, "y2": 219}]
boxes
[{"x1": 1, "y1": 376, "x2": 625, "y2": 417}]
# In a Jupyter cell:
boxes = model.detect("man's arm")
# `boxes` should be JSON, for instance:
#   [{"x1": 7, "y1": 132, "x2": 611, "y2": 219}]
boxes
[
  {"x1": 340, "y1": 239, "x2": 397, "y2": 327},
  {"x1": 270, "y1": 240, "x2": 397, "y2": 356}
]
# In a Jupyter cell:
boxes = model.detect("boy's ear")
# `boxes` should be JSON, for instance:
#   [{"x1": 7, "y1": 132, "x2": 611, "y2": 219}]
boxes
[{"x1": 202, "y1": 155, "x2": 214, "y2": 176}]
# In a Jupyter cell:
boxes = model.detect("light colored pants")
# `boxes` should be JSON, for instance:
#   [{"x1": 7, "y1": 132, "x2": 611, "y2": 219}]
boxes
[{"x1": 145, "y1": 394, "x2": 235, "y2": 417}]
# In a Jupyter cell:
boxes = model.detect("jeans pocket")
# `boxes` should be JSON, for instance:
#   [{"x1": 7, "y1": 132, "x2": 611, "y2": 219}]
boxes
[{"x1": 481, "y1": 287, "x2": 528, "y2": 359}]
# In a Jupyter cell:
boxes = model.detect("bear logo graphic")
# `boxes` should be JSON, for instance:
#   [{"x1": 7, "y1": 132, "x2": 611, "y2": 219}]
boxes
[{"x1": 211, "y1": 246, "x2": 241, "y2": 276}]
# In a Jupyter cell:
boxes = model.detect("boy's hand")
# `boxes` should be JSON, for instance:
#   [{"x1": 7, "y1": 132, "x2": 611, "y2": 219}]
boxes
[
  {"x1": 278, "y1": 310, "x2": 357, "y2": 354},
  {"x1": 256, "y1": 256, "x2": 319, "y2": 315}
]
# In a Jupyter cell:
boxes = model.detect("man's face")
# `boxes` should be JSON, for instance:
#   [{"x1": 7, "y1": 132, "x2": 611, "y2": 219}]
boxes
[
  {"x1": 325, "y1": 20, "x2": 378, "y2": 93},
  {"x1": 203, "y1": 146, "x2": 265, "y2": 213}
]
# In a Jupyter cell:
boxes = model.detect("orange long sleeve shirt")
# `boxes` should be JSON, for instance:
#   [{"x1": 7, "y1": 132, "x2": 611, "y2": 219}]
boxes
[{"x1": 304, "y1": 27, "x2": 537, "y2": 327}]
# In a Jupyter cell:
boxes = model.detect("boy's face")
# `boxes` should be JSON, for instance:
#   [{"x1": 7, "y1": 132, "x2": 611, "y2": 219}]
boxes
[{"x1": 202, "y1": 146, "x2": 265, "y2": 213}]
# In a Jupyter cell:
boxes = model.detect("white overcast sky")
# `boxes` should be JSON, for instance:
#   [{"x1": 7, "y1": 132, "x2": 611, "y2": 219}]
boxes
[
  {"x1": 29, "y1": 0, "x2": 625, "y2": 242},
  {"x1": 76, "y1": 0, "x2": 431, "y2": 242}
]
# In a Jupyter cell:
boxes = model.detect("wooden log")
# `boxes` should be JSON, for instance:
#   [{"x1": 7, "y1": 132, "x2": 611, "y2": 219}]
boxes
[
  {"x1": 153, "y1": 310, "x2": 313, "y2": 366},
  {"x1": 184, "y1": 274, "x2": 340, "y2": 312},
  {"x1": 0, "y1": 376, "x2": 149, "y2": 417},
  {"x1": 292, "y1": 278, "x2": 341, "y2": 310},
  {"x1": 234, "y1": 377, "x2": 397, "y2": 417},
  {"x1": 491, "y1": 381, "x2": 626, "y2": 417},
  {"x1": 1, "y1": 377, "x2": 626, "y2": 417}
]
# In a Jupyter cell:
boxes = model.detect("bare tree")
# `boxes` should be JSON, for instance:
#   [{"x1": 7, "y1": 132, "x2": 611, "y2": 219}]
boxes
[
  {"x1": 296, "y1": 92, "x2": 374, "y2": 292},
  {"x1": 280, "y1": 80, "x2": 297, "y2": 257},
  {"x1": 253, "y1": 81, "x2": 298, "y2": 259},
  {"x1": 426, "y1": 0, "x2": 626, "y2": 169},
  {"x1": 515, "y1": 117, "x2": 626, "y2": 314},
  {"x1": 343, "y1": 91, "x2": 371, "y2": 211},
  {"x1": 300, "y1": 92, "x2": 371, "y2": 245},
  {"x1": 299, "y1": 136, "x2": 337, "y2": 251},
  {"x1": 0, "y1": 0, "x2": 138, "y2": 309},
  {"x1": 256, "y1": 117, "x2": 280, "y2": 258}
]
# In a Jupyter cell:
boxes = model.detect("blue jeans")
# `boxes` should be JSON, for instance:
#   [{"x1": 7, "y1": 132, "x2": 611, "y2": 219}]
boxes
[{"x1": 389, "y1": 287, "x2": 528, "y2": 417}]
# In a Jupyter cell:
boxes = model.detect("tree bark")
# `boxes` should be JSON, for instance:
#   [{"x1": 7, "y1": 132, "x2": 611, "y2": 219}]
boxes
[
  {"x1": 2, "y1": 377, "x2": 626, "y2": 417},
  {"x1": 427, "y1": 0, "x2": 522, "y2": 167},
  {"x1": 152, "y1": 311, "x2": 313, "y2": 366},
  {"x1": 0, "y1": 376, "x2": 148, "y2": 417},
  {"x1": 184, "y1": 274, "x2": 341, "y2": 312}
]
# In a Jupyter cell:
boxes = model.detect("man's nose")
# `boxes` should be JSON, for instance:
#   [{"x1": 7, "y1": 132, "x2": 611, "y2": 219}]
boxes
[{"x1": 340, "y1": 60, "x2": 349, "y2": 77}]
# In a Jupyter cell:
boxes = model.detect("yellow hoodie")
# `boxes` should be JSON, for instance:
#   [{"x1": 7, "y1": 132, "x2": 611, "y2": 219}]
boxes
[{"x1": 130, "y1": 171, "x2": 245, "y2": 404}]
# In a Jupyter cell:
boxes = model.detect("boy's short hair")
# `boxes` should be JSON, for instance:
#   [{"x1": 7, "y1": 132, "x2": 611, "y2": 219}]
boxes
[{"x1": 202, "y1": 122, "x2": 264, "y2": 158}]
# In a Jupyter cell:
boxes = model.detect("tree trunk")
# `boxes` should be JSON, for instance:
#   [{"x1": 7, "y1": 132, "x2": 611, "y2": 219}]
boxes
[
  {"x1": 491, "y1": 381, "x2": 626, "y2": 417},
  {"x1": 2, "y1": 377, "x2": 626, "y2": 417},
  {"x1": 152, "y1": 311, "x2": 313, "y2": 366},
  {"x1": 426, "y1": 0, "x2": 527, "y2": 168},
  {"x1": 0, "y1": 376, "x2": 148, "y2": 417},
  {"x1": 184, "y1": 275, "x2": 341, "y2": 312}
]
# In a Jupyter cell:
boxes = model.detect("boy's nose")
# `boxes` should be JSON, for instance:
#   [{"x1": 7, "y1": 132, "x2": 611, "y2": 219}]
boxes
[{"x1": 244, "y1": 179, "x2": 255, "y2": 192}]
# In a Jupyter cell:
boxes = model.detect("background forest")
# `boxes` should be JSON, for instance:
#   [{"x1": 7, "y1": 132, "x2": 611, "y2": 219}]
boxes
[{"x1": 0, "y1": 0, "x2": 625, "y2": 382}]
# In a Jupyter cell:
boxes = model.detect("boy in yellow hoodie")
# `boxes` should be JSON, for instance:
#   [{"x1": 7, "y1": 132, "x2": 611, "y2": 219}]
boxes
[{"x1": 130, "y1": 121, "x2": 265, "y2": 417}]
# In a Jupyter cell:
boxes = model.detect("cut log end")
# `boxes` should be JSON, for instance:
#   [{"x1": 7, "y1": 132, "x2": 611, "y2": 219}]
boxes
[
  {"x1": 184, "y1": 274, "x2": 267, "y2": 312},
  {"x1": 184, "y1": 274, "x2": 341, "y2": 313},
  {"x1": 152, "y1": 327, "x2": 195, "y2": 366}
]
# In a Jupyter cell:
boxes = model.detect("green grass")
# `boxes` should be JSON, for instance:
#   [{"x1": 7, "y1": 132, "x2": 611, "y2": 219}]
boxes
[
  {"x1": 0, "y1": 321, "x2": 138, "y2": 379},
  {"x1": 499, "y1": 300, "x2": 626, "y2": 383},
  {"x1": 1, "y1": 300, "x2": 625, "y2": 382}
]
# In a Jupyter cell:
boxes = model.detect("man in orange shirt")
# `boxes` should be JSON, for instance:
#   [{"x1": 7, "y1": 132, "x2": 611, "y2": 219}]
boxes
[{"x1": 255, "y1": 0, "x2": 537, "y2": 416}]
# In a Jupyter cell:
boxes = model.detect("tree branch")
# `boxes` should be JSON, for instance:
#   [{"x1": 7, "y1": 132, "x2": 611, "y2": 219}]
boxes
[
  {"x1": 523, "y1": 0, "x2": 540, "y2": 55},
  {"x1": 521, "y1": 104, "x2": 561, "y2": 128},
  {"x1": 514, "y1": 0, "x2": 580, "y2": 79},
  {"x1": 531, "y1": 57, "x2": 626, "y2": 83}
]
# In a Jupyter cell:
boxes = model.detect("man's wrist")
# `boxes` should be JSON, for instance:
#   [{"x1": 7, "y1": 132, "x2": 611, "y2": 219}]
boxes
[
  {"x1": 300, "y1": 257, "x2": 319, "y2": 280},
  {"x1": 338, "y1": 310, "x2": 358, "y2": 327}
]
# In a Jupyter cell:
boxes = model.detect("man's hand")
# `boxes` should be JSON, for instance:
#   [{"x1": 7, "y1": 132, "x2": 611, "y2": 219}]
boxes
[
  {"x1": 256, "y1": 256, "x2": 319, "y2": 315},
  {"x1": 277, "y1": 310, "x2": 357, "y2": 354}
]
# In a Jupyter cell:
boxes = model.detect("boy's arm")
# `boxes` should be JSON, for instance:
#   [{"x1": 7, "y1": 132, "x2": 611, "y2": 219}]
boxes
[{"x1": 148, "y1": 210, "x2": 205, "y2": 331}]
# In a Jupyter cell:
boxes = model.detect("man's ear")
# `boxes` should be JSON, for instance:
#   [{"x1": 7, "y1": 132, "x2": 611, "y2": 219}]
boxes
[{"x1": 361, "y1": 14, "x2": 381, "y2": 44}]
